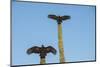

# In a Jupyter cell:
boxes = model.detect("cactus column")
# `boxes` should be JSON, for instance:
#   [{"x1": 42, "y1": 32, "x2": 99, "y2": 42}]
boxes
[
  {"x1": 58, "y1": 22, "x2": 65, "y2": 63},
  {"x1": 40, "y1": 57, "x2": 45, "y2": 64},
  {"x1": 48, "y1": 15, "x2": 70, "y2": 63}
]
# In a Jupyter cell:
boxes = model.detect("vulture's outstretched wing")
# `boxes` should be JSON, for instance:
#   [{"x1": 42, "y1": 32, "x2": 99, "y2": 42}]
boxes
[
  {"x1": 27, "y1": 46, "x2": 40, "y2": 55},
  {"x1": 46, "y1": 46, "x2": 57, "y2": 55},
  {"x1": 48, "y1": 15, "x2": 58, "y2": 20},
  {"x1": 61, "y1": 15, "x2": 70, "y2": 20}
]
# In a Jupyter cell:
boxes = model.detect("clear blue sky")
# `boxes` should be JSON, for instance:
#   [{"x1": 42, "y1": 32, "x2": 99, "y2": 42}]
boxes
[{"x1": 12, "y1": 1, "x2": 96, "y2": 66}]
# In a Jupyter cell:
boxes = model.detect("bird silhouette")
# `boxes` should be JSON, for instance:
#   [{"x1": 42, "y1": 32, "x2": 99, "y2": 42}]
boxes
[
  {"x1": 48, "y1": 14, "x2": 70, "y2": 24},
  {"x1": 27, "y1": 45, "x2": 57, "y2": 58}
]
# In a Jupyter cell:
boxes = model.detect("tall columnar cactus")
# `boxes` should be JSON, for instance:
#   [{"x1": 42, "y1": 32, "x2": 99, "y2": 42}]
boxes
[{"x1": 48, "y1": 15, "x2": 70, "y2": 63}]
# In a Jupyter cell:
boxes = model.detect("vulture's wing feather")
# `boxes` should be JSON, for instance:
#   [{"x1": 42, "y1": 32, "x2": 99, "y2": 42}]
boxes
[
  {"x1": 62, "y1": 15, "x2": 70, "y2": 20},
  {"x1": 48, "y1": 15, "x2": 58, "y2": 20},
  {"x1": 27, "y1": 46, "x2": 40, "y2": 55},
  {"x1": 46, "y1": 46, "x2": 56, "y2": 55}
]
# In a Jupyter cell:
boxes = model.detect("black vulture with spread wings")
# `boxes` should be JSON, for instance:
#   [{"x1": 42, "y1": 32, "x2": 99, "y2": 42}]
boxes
[
  {"x1": 48, "y1": 14, "x2": 70, "y2": 24},
  {"x1": 27, "y1": 45, "x2": 57, "y2": 58}
]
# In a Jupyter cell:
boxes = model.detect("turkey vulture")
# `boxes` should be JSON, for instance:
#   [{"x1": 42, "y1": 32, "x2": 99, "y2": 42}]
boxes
[
  {"x1": 27, "y1": 45, "x2": 57, "y2": 58},
  {"x1": 48, "y1": 14, "x2": 70, "y2": 24}
]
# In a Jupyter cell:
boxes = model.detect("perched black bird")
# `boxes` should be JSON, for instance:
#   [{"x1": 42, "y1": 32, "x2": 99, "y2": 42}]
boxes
[
  {"x1": 27, "y1": 45, "x2": 57, "y2": 58},
  {"x1": 48, "y1": 14, "x2": 70, "y2": 24}
]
